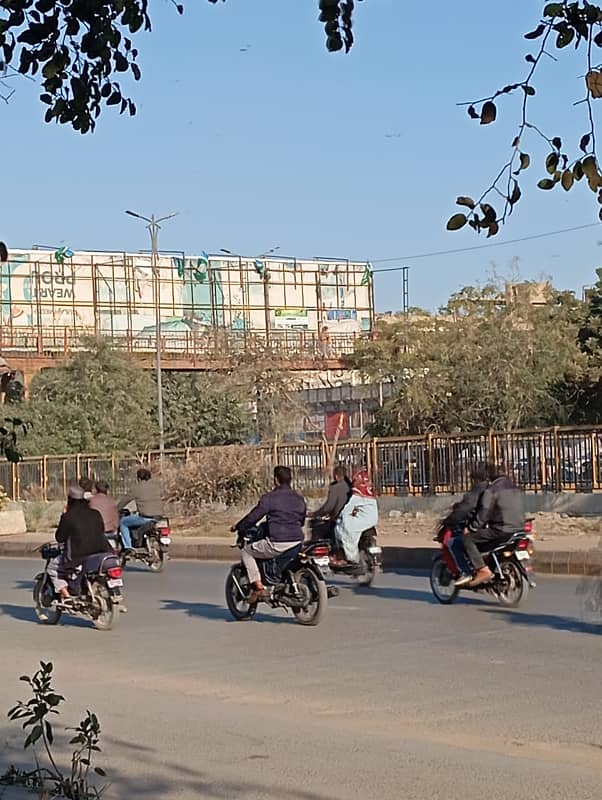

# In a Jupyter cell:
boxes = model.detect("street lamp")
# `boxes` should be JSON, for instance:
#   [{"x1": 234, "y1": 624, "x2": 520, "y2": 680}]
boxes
[{"x1": 125, "y1": 210, "x2": 178, "y2": 458}]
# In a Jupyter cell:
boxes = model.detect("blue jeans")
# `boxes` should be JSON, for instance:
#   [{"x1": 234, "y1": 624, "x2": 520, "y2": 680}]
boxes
[
  {"x1": 119, "y1": 514, "x2": 154, "y2": 549},
  {"x1": 447, "y1": 527, "x2": 472, "y2": 574}
]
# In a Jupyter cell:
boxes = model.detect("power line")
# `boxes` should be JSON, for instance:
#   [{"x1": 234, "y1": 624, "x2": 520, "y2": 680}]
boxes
[{"x1": 371, "y1": 222, "x2": 600, "y2": 272}]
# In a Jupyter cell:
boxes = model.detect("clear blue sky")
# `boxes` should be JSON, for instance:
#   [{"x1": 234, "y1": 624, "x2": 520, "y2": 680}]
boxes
[{"x1": 3, "y1": 0, "x2": 601, "y2": 311}]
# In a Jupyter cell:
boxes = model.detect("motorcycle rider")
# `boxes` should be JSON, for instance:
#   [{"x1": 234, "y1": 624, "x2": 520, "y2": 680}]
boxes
[
  {"x1": 332, "y1": 469, "x2": 378, "y2": 566},
  {"x1": 118, "y1": 467, "x2": 163, "y2": 553},
  {"x1": 308, "y1": 464, "x2": 352, "y2": 541},
  {"x1": 47, "y1": 483, "x2": 112, "y2": 600},
  {"x1": 441, "y1": 462, "x2": 492, "y2": 587},
  {"x1": 464, "y1": 465, "x2": 526, "y2": 586},
  {"x1": 231, "y1": 465, "x2": 306, "y2": 604}
]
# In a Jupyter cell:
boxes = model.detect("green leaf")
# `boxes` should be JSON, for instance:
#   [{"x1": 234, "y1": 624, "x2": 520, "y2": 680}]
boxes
[
  {"x1": 561, "y1": 169, "x2": 574, "y2": 191},
  {"x1": 456, "y1": 196, "x2": 475, "y2": 209},
  {"x1": 537, "y1": 179, "x2": 556, "y2": 190},
  {"x1": 544, "y1": 3, "x2": 564, "y2": 17},
  {"x1": 446, "y1": 213, "x2": 468, "y2": 231},
  {"x1": 580, "y1": 133, "x2": 592, "y2": 153},
  {"x1": 523, "y1": 85, "x2": 536, "y2": 96},
  {"x1": 480, "y1": 101, "x2": 496, "y2": 125},
  {"x1": 574, "y1": 161, "x2": 584, "y2": 181},
  {"x1": 556, "y1": 26, "x2": 575, "y2": 48},
  {"x1": 525, "y1": 24, "x2": 546, "y2": 39},
  {"x1": 519, "y1": 152, "x2": 530, "y2": 172},
  {"x1": 546, "y1": 153, "x2": 559, "y2": 174}
]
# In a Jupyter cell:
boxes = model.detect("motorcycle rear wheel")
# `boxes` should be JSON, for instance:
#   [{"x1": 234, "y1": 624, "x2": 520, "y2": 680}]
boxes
[
  {"x1": 355, "y1": 550, "x2": 376, "y2": 587},
  {"x1": 292, "y1": 567, "x2": 327, "y2": 626},
  {"x1": 92, "y1": 583, "x2": 118, "y2": 630},
  {"x1": 225, "y1": 565, "x2": 257, "y2": 621},
  {"x1": 33, "y1": 575, "x2": 62, "y2": 625},
  {"x1": 430, "y1": 556, "x2": 459, "y2": 604},
  {"x1": 148, "y1": 540, "x2": 165, "y2": 573},
  {"x1": 496, "y1": 561, "x2": 529, "y2": 608}
]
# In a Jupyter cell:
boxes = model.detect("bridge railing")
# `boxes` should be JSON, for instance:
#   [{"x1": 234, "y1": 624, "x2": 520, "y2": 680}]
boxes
[
  {"x1": 0, "y1": 327, "x2": 362, "y2": 360},
  {"x1": 5, "y1": 425, "x2": 602, "y2": 501}
]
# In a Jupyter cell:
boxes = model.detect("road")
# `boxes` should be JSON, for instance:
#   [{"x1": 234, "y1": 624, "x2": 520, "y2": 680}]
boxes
[{"x1": 1, "y1": 558, "x2": 601, "y2": 800}]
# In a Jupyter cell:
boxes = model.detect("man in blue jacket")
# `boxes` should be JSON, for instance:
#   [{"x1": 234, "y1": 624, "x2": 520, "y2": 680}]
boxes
[{"x1": 232, "y1": 465, "x2": 306, "y2": 603}]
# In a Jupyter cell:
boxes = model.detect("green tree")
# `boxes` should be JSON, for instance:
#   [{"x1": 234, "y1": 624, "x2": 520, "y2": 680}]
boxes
[
  {"x1": 162, "y1": 372, "x2": 251, "y2": 448},
  {"x1": 0, "y1": 0, "x2": 361, "y2": 133},
  {"x1": 352, "y1": 281, "x2": 587, "y2": 435},
  {"x1": 21, "y1": 337, "x2": 158, "y2": 454}
]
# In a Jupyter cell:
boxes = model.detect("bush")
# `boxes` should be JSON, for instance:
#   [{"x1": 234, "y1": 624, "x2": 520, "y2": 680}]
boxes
[{"x1": 161, "y1": 446, "x2": 270, "y2": 510}]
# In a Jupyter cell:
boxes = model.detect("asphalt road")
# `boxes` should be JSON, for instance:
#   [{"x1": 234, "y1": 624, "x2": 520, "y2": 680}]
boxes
[{"x1": 1, "y1": 558, "x2": 601, "y2": 800}]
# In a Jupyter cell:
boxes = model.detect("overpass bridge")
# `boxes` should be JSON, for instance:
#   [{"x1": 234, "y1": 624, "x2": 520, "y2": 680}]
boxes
[{"x1": 0, "y1": 328, "x2": 360, "y2": 385}]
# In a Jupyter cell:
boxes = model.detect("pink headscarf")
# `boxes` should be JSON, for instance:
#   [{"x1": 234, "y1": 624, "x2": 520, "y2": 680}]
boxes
[{"x1": 352, "y1": 469, "x2": 376, "y2": 498}]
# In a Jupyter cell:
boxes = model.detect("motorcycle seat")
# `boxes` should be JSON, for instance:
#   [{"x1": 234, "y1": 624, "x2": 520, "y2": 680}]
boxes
[{"x1": 82, "y1": 552, "x2": 121, "y2": 575}]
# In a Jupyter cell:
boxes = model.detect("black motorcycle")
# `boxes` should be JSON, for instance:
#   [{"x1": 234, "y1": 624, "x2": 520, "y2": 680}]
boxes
[
  {"x1": 225, "y1": 527, "x2": 328, "y2": 626},
  {"x1": 308, "y1": 518, "x2": 382, "y2": 587},
  {"x1": 430, "y1": 528, "x2": 536, "y2": 607},
  {"x1": 33, "y1": 543, "x2": 123, "y2": 630},
  {"x1": 107, "y1": 509, "x2": 171, "y2": 573}
]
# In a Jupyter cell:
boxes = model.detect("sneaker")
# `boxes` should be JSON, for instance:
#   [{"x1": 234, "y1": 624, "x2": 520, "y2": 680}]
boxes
[{"x1": 119, "y1": 604, "x2": 128, "y2": 614}]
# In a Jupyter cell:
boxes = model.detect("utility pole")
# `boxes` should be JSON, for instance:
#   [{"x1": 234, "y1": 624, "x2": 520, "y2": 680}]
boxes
[{"x1": 125, "y1": 210, "x2": 178, "y2": 459}]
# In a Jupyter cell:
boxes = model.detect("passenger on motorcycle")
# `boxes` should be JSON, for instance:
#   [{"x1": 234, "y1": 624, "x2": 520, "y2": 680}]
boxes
[
  {"x1": 47, "y1": 483, "x2": 113, "y2": 600},
  {"x1": 308, "y1": 465, "x2": 352, "y2": 541},
  {"x1": 231, "y1": 465, "x2": 306, "y2": 604},
  {"x1": 89, "y1": 481, "x2": 120, "y2": 536},
  {"x1": 332, "y1": 469, "x2": 378, "y2": 566},
  {"x1": 441, "y1": 462, "x2": 492, "y2": 587},
  {"x1": 117, "y1": 468, "x2": 164, "y2": 553},
  {"x1": 464, "y1": 467, "x2": 526, "y2": 587}
]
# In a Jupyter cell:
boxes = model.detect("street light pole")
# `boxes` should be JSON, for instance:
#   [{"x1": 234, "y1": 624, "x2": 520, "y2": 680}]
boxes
[{"x1": 125, "y1": 210, "x2": 178, "y2": 459}]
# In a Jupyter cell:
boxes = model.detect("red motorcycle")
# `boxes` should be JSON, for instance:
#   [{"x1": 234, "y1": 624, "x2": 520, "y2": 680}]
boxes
[{"x1": 430, "y1": 519, "x2": 536, "y2": 607}]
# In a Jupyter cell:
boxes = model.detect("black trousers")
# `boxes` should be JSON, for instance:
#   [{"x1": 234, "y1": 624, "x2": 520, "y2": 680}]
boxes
[{"x1": 463, "y1": 528, "x2": 507, "y2": 571}]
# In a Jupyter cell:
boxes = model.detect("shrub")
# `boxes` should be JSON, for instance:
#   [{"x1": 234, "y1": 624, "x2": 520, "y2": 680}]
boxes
[{"x1": 161, "y1": 446, "x2": 270, "y2": 510}]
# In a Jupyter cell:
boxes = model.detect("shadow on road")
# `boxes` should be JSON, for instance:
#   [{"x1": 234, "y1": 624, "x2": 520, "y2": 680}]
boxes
[
  {"x1": 160, "y1": 599, "x2": 293, "y2": 625},
  {"x1": 480, "y1": 607, "x2": 602, "y2": 634},
  {"x1": 0, "y1": 603, "x2": 38, "y2": 623}
]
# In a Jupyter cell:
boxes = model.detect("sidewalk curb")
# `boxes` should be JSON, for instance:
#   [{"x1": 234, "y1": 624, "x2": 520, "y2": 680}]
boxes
[{"x1": 1, "y1": 539, "x2": 601, "y2": 576}]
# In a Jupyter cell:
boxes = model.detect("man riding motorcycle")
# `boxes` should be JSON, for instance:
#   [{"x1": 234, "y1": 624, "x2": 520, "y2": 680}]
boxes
[
  {"x1": 47, "y1": 483, "x2": 113, "y2": 601},
  {"x1": 231, "y1": 465, "x2": 306, "y2": 604},
  {"x1": 308, "y1": 465, "x2": 352, "y2": 541},
  {"x1": 464, "y1": 467, "x2": 526, "y2": 587},
  {"x1": 117, "y1": 467, "x2": 163, "y2": 553},
  {"x1": 440, "y1": 462, "x2": 492, "y2": 587}
]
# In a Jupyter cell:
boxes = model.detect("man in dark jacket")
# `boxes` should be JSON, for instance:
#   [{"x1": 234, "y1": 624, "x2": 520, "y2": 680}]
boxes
[
  {"x1": 232, "y1": 465, "x2": 306, "y2": 603},
  {"x1": 308, "y1": 465, "x2": 352, "y2": 541},
  {"x1": 464, "y1": 468, "x2": 526, "y2": 586},
  {"x1": 118, "y1": 467, "x2": 163, "y2": 552},
  {"x1": 47, "y1": 484, "x2": 112, "y2": 599},
  {"x1": 442, "y1": 463, "x2": 491, "y2": 587}
]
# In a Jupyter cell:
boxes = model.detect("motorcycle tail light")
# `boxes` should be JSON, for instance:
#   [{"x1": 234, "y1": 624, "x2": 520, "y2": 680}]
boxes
[
  {"x1": 107, "y1": 566, "x2": 123, "y2": 579},
  {"x1": 159, "y1": 527, "x2": 171, "y2": 537},
  {"x1": 524, "y1": 521, "x2": 532, "y2": 533},
  {"x1": 517, "y1": 538, "x2": 530, "y2": 550},
  {"x1": 311, "y1": 545, "x2": 330, "y2": 557}
]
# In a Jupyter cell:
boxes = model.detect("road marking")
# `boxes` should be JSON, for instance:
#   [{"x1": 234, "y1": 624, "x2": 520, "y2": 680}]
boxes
[{"x1": 330, "y1": 605, "x2": 361, "y2": 611}]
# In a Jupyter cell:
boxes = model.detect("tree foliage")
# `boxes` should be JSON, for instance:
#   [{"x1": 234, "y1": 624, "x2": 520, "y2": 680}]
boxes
[
  {"x1": 21, "y1": 337, "x2": 158, "y2": 454},
  {"x1": 351, "y1": 278, "x2": 593, "y2": 435},
  {"x1": 0, "y1": 0, "x2": 362, "y2": 132},
  {"x1": 162, "y1": 372, "x2": 251, "y2": 448},
  {"x1": 449, "y1": 2, "x2": 602, "y2": 236}
]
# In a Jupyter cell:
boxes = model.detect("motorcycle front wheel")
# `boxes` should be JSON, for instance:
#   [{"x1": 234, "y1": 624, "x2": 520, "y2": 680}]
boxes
[
  {"x1": 496, "y1": 561, "x2": 529, "y2": 608},
  {"x1": 225, "y1": 564, "x2": 257, "y2": 621},
  {"x1": 33, "y1": 575, "x2": 62, "y2": 625},
  {"x1": 430, "y1": 556, "x2": 459, "y2": 604},
  {"x1": 292, "y1": 567, "x2": 327, "y2": 626}
]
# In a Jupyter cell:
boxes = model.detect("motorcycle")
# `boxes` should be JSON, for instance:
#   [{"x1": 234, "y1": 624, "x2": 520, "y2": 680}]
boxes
[
  {"x1": 107, "y1": 509, "x2": 172, "y2": 573},
  {"x1": 33, "y1": 543, "x2": 123, "y2": 630},
  {"x1": 225, "y1": 526, "x2": 329, "y2": 625},
  {"x1": 308, "y1": 518, "x2": 382, "y2": 587},
  {"x1": 430, "y1": 519, "x2": 536, "y2": 607}
]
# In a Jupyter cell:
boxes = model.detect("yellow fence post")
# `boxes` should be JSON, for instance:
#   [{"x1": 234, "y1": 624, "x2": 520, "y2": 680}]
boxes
[
  {"x1": 592, "y1": 432, "x2": 599, "y2": 490},
  {"x1": 427, "y1": 432, "x2": 435, "y2": 494},
  {"x1": 42, "y1": 455, "x2": 48, "y2": 502},
  {"x1": 553, "y1": 426, "x2": 561, "y2": 493},
  {"x1": 12, "y1": 461, "x2": 18, "y2": 501}
]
